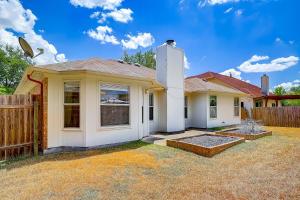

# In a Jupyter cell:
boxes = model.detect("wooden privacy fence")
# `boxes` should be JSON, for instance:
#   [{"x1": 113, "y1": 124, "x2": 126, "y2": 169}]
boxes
[
  {"x1": 0, "y1": 95, "x2": 36, "y2": 161},
  {"x1": 252, "y1": 107, "x2": 300, "y2": 127},
  {"x1": 241, "y1": 108, "x2": 249, "y2": 120}
]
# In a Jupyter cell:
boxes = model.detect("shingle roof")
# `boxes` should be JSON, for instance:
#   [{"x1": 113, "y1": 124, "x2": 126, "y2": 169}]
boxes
[
  {"x1": 185, "y1": 77, "x2": 245, "y2": 94},
  {"x1": 34, "y1": 58, "x2": 156, "y2": 80},
  {"x1": 33, "y1": 58, "x2": 248, "y2": 95},
  {"x1": 187, "y1": 71, "x2": 263, "y2": 97}
]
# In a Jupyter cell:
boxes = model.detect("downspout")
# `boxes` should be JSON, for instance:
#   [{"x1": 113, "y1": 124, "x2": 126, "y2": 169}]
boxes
[{"x1": 27, "y1": 72, "x2": 44, "y2": 150}]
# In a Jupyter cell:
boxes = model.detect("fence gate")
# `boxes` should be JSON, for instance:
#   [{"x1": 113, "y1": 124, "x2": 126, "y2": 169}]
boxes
[{"x1": 0, "y1": 95, "x2": 38, "y2": 161}]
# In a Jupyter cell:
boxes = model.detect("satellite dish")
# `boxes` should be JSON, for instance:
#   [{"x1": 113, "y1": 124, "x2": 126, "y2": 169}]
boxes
[{"x1": 18, "y1": 37, "x2": 44, "y2": 58}]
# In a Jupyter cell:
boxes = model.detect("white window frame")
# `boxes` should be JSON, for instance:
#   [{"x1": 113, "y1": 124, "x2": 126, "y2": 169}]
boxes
[
  {"x1": 234, "y1": 97, "x2": 240, "y2": 117},
  {"x1": 209, "y1": 95, "x2": 217, "y2": 119},
  {"x1": 63, "y1": 80, "x2": 81, "y2": 130},
  {"x1": 149, "y1": 93, "x2": 154, "y2": 121},
  {"x1": 99, "y1": 82, "x2": 131, "y2": 128}
]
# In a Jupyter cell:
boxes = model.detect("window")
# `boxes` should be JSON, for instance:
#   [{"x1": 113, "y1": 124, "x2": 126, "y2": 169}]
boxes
[
  {"x1": 209, "y1": 96, "x2": 217, "y2": 118},
  {"x1": 241, "y1": 102, "x2": 244, "y2": 108},
  {"x1": 234, "y1": 97, "x2": 239, "y2": 116},
  {"x1": 64, "y1": 81, "x2": 80, "y2": 128},
  {"x1": 255, "y1": 100, "x2": 262, "y2": 107},
  {"x1": 100, "y1": 84, "x2": 130, "y2": 126},
  {"x1": 149, "y1": 93, "x2": 154, "y2": 121},
  {"x1": 272, "y1": 103, "x2": 276, "y2": 107},
  {"x1": 184, "y1": 96, "x2": 188, "y2": 119}
]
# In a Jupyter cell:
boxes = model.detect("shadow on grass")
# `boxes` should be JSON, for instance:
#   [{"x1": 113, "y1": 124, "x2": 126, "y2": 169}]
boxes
[{"x1": 1, "y1": 140, "x2": 151, "y2": 171}]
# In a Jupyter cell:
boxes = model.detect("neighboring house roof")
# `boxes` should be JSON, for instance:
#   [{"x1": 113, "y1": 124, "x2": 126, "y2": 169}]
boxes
[
  {"x1": 33, "y1": 58, "x2": 156, "y2": 81},
  {"x1": 185, "y1": 77, "x2": 245, "y2": 95},
  {"x1": 187, "y1": 72, "x2": 264, "y2": 97}
]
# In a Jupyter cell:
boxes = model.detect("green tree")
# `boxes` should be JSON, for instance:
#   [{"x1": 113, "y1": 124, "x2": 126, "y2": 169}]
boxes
[
  {"x1": 286, "y1": 85, "x2": 300, "y2": 106},
  {"x1": 121, "y1": 49, "x2": 156, "y2": 69},
  {"x1": 273, "y1": 86, "x2": 286, "y2": 96},
  {"x1": 0, "y1": 45, "x2": 31, "y2": 94}
]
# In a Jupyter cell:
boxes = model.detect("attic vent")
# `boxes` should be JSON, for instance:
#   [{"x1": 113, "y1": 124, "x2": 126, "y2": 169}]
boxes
[
  {"x1": 134, "y1": 63, "x2": 141, "y2": 67},
  {"x1": 117, "y1": 59, "x2": 124, "y2": 63}
]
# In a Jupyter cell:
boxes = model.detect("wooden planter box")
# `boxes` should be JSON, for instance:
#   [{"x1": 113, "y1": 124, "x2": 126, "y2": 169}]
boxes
[
  {"x1": 166, "y1": 134, "x2": 245, "y2": 157},
  {"x1": 217, "y1": 130, "x2": 272, "y2": 140}
]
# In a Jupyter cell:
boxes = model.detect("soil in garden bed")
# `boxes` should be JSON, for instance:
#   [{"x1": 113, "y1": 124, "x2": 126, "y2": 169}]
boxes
[{"x1": 178, "y1": 135, "x2": 240, "y2": 148}]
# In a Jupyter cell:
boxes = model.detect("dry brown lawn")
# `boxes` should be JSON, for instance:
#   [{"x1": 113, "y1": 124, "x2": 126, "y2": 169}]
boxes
[{"x1": 0, "y1": 127, "x2": 300, "y2": 200}]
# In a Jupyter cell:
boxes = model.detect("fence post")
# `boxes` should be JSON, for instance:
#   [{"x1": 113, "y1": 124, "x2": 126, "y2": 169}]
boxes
[{"x1": 34, "y1": 101, "x2": 39, "y2": 157}]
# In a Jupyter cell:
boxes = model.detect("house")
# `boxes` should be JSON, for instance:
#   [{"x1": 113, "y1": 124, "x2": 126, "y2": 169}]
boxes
[
  {"x1": 188, "y1": 72, "x2": 282, "y2": 111},
  {"x1": 15, "y1": 41, "x2": 247, "y2": 151}
]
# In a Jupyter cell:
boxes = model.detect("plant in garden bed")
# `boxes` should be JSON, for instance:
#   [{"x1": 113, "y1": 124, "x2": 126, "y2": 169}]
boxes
[{"x1": 238, "y1": 119, "x2": 265, "y2": 134}]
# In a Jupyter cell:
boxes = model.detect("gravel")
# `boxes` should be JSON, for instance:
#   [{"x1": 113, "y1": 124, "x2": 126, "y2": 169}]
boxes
[
  {"x1": 179, "y1": 135, "x2": 239, "y2": 148},
  {"x1": 225, "y1": 129, "x2": 265, "y2": 135}
]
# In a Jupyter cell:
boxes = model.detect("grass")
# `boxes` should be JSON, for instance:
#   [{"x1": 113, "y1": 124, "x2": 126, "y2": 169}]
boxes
[
  {"x1": 0, "y1": 86, "x2": 13, "y2": 95},
  {"x1": 1, "y1": 127, "x2": 300, "y2": 199}
]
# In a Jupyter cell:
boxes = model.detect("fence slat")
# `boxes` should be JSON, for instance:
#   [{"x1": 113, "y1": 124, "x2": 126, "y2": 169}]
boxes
[
  {"x1": 251, "y1": 107, "x2": 300, "y2": 127},
  {"x1": 0, "y1": 94, "x2": 36, "y2": 161}
]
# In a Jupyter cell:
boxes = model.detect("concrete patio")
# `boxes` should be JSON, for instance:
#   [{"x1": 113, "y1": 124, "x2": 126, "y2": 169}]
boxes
[{"x1": 142, "y1": 130, "x2": 212, "y2": 146}]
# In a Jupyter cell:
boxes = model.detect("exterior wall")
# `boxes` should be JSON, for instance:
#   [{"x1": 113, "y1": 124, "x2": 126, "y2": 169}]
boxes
[
  {"x1": 206, "y1": 92, "x2": 241, "y2": 128},
  {"x1": 46, "y1": 73, "x2": 149, "y2": 148},
  {"x1": 190, "y1": 93, "x2": 207, "y2": 128},
  {"x1": 149, "y1": 91, "x2": 161, "y2": 133}
]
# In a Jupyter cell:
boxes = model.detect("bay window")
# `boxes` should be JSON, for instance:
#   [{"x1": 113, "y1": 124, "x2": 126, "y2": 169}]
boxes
[
  {"x1": 209, "y1": 95, "x2": 217, "y2": 118},
  {"x1": 64, "y1": 81, "x2": 80, "y2": 128},
  {"x1": 100, "y1": 84, "x2": 130, "y2": 126},
  {"x1": 234, "y1": 97, "x2": 239, "y2": 116}
]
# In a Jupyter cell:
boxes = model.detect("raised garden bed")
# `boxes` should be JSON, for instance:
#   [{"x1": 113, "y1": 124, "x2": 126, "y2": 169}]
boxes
[
  {"x1": 217, "y1": 129, "x2": 272, "y2": 140},
  {"x1": 166, "y1": 134, "x2": 244, "y2": 157}
]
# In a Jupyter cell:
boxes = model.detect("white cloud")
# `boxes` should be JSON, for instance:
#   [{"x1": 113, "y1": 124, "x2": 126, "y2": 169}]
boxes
[
  {"x1": 90, "y1": 11, "x2": 101, "y2": 18},
  {"x1": 199, "y1": 0, "x2": 240, "y2": 7},
  {"x1": 0, "y1": 28, "x2": 19, "y2": 49},
  {"x1": 121, "y1": 33, "x2": 155, "y2": 49},
  {"x1": 220, "y1": 68, "x2": 242, "y2": 79},
  {"x1": 289, "y1": 40, "x2": 295, "y2": 45},
  {"x1": 0, "y1": 0, "x2": 36, "y2": 33},
  {"x1": 235, "y1": 9, "x2": 243, "y2": 16},
  {"x1": 87, "y1": 25, "x2": 119, "y2": 45},
  {"x1": 238, "y1": 55, "x2": 299, "y2": 73},
  {"x1": 0, "y1": 0, "x2": 67, "y2": 65},
  {"x1": 224, "y1": 7, "x2": 233, "y2": 14},
  {"x1": 275, "y1": 80, "x2": 300, "y2": 91},
  {"x1": 70, "y1": 0, "x2": 123, "y2": 10},
  {"x1": 98, "y1": 8, "x2": 133, "y2": 23},
  {"x1": 275, "y1": 37, "x2": 282, "y2": 43},
  {"x1": 56, "y1": 54, "x2": 68, "y2": 63},
  {"x1": 184, "y1": 55, "x2": 190, "y2": 69}
]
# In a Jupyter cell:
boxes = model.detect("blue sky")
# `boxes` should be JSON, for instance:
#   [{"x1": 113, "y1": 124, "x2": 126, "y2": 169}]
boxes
[{"x1": 0, "y1": 0, "x2": 299, "y2": 90}]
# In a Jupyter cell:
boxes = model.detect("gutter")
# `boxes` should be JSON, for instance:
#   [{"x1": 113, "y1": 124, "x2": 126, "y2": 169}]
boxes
[{"x1": 27, "y1": 72, "x2": 44, "y2": 149}]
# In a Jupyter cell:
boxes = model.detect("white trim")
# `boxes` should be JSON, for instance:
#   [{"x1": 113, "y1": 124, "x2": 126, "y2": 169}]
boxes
[
  {"x1": 98, "y1": 81, "x2": 131, "y2": 128},
  {"x1": 62, "y1": 80, "x2": 82, "y2": 130}
]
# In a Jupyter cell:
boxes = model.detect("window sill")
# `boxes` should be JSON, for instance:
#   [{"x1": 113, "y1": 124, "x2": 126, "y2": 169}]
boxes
[
  {"x1": 62, "y1": 128, "x2": 83, "y2": 132},
  {"x1": 98, "y1": 125, "x2": 132, "y2": 131}
]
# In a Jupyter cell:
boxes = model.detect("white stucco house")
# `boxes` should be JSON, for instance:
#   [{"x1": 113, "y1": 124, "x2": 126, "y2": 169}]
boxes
[{"x1": 15, "y1": 41, "x2": 248, "y2": 151}]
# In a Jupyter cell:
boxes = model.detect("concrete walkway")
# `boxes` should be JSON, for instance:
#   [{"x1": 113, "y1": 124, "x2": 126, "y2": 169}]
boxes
[{"x1": 142, "y1": 130, "x2": 212, "y2": 146}]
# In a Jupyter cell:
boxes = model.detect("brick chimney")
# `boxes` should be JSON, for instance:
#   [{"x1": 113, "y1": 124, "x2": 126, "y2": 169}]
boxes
[{"x1": 261, "y1": 74, "x2": 269, "y2": 95}]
